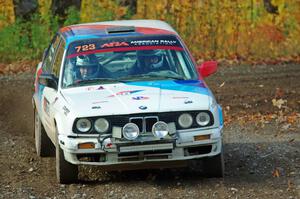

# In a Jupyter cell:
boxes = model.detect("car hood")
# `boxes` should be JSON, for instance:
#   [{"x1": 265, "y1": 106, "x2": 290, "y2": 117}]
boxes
[{"x1": 60, "y1": 80, "x2": 211, "y2": 117}]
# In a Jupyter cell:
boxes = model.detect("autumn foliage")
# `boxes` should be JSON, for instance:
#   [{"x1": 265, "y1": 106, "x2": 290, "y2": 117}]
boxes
[
  {"x1": 134, "y1": 0, "x2": 300, "y2": 64},
  {"x1": 0, "y1": 0, "x2": 300, "y2": 64},
  {"x1": 0, "y1": 0, "x2": 15, "y2": 29}
]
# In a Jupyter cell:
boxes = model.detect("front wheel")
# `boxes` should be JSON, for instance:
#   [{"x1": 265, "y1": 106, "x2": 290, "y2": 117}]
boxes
[
  {"x1": 34, "y1": 108, "x2": 54, "y2": 157},
  {"x1": 202, "y1": 150, "x2": 225, "y2": 178},
  {"x1": 55, "y1": 132, "x2": 78, "y2": 184}
]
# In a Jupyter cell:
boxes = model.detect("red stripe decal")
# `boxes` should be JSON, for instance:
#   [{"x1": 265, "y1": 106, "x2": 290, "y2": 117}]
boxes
[
  {"x1": 34, "y1": 67, "x2": 43, "y2": 92},
  {"x1": 67, "y1": 46, "x2": 183, "y2": 58}
]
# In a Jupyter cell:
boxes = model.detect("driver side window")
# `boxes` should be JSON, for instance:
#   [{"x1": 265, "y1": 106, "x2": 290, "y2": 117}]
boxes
[{"x1": 52, "y1": 41, "x2": 65, "y2": 78}]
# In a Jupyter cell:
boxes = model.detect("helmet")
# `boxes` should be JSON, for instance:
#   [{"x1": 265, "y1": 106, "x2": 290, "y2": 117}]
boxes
[
  {"x1": 76, "y1": 54, "x2": 98, "y2": 79},
  {"x1": 137, "y1": 50, "x2": 164, "y2": 69}
]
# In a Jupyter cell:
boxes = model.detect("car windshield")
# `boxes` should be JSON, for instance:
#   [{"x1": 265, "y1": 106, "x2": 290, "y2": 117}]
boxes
[{"x1": 62, "y1": 35, "x2": 198, "y2": 88}]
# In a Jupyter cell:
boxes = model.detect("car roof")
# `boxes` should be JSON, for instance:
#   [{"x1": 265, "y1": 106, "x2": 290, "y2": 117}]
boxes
[{"x1": 59, "y1": 20, "x2": 179, "y2": 45}]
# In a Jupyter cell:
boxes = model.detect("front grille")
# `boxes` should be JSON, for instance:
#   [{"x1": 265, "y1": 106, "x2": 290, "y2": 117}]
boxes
[
  {"x1": 73, "y1": 111, "x2": 214, "y2": 134},
  {"x1": 130, "y1": 117, "x2": 143, "y2": 132},
  {"x1": 129, "y1": 116, "x2": 158, "y2": 133},
  {"x1": 145, "y1": 117, "x2": 158, "y2": 132}
]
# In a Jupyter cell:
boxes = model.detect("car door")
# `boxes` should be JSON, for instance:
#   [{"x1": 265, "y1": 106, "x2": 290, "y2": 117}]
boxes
[
  {"x1": 43, "y1": 40, "x2": 66, "y2": 142},
  {"x1": 40, "y1": 34, "x2": 62, "y2": 139}
]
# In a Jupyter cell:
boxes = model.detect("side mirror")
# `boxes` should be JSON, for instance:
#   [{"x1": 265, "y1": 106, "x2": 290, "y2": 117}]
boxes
[
  {"x1": 197, "y1": 61, "x2": 218, "y2": 78},
  {"x1": 39, "y1": 74, "x2": 58, "y2": 90}
]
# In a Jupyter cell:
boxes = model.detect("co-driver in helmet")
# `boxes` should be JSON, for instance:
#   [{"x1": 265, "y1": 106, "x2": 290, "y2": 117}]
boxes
[{"x1": 132, "y1": 50, "x2": 169, "y2": 74}]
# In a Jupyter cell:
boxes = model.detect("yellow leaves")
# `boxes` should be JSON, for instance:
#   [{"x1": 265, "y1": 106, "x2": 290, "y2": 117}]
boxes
[
  {"x1": 80, "y1": 0, "x2": 128, "y2": 23},
  {"x1": 272, "y1": 99, "x2": 287, "y2": 109},
  {"x1": 272, "y1": 0, "x2": 285, "y2": 14},
  {"x1": 272, "y1": 168, "x2": 280, "y2": 177},
  {"x1": 0, "y1": 61, "x2": 36, "y2": 75},
  {"x1": 38, "y1": 0, "x2": 52, "y2": 20},
  {"x1": 0, "y1": 0, "x2": 15, "y2": 29},
  {"x1": 75, "y1": 0, "x2": 300, "y2": 64}
]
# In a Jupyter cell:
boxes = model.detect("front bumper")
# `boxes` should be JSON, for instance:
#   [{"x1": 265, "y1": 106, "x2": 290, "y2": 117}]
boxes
[{"x1": 58, "y1": 127, "x2": 223, "y2": 168}]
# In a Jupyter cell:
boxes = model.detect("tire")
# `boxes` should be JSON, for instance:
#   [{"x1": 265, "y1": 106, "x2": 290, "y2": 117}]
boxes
[
  {"x1": 55, "y1": 132, "x2": 78, "y2": 184},
  {"x1": 203, "y1": 150, "x2": 225, "y2": 178},
  {"x1": 34, "y1": 108, "x2": 55, "y2": 157}
]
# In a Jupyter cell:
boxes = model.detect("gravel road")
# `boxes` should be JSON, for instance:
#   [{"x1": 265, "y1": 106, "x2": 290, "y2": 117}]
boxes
[{"x1": 0, "y1": 64, "x2": 299, "y2": 199}]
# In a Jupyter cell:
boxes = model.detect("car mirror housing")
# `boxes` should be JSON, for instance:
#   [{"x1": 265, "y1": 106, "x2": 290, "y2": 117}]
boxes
[
  {"x1": 197, "y1": 61, "x2": 218, "y2": 78},
  {"x1": 39, "y1": 74, "x2": 58, "y2": 90}
]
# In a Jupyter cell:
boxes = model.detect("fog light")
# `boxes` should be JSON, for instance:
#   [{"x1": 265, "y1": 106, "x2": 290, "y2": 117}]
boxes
[
  {"x1": 152, "y1": 121, "x2": 169, "y2": 138},
  {"x1": 123, "y1": 123, "x2": 139, "y2": 140}
]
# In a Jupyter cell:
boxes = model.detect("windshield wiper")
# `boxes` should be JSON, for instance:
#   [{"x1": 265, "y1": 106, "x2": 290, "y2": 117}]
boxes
[
  {"x1": 119, "y1": 74, "x2": 185, "y2": 81},
  {"x1": 67, "y1": 78, "x2": 117, "y2": 87},
  {"x1": 155, "y1": 75, "x2": 185, "y2": 80}
]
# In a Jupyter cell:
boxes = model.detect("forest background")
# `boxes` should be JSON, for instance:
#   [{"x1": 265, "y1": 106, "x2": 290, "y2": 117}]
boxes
[{"x1": 0, "y1": 0, "x2": 300, "y2": 70}]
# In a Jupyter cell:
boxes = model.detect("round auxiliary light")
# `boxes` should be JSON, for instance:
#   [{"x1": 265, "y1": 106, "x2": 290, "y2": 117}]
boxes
[
  {"x1": 94, "y1": 118, "x2": 109, "y2": 133},
  {"x1": 196, "y1": 112, "x2": 210, "y2": 126},
  {"x1": 76, "y1": 118, "x2": 91, "y2": 133},
  {"x1": 122, "y1": 123, "x2": 140, "y2": 140},
  {"x1": 152, "y1": 121, "x2": 169, "y2": 138},
  {"x1": 178, "y1": 113, "x2": 193, "y2": 128}
]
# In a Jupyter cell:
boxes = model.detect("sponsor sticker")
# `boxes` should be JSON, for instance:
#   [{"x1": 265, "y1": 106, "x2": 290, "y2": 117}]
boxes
[
  {"x1": 101, "y1": 42, "x2": 129, "y2": 48},
  {"x1": 132, "y1": 96, "x2": 149, "y2": 100},
  {"x1": 62, "y1": 105, "x2": 70, "y2": 116},
  {"x1": 108, "y1": 90, "x2": 143, "y2": 97},
  {"x1": 92, "y1": 101, "x2": 108, "y2": 104},
  {"x1": 173, "y1": 96, "x2": 189, "y2": 99},
  {"x1": 86, "y1": 86, "x2": 105, "y2": 91}
]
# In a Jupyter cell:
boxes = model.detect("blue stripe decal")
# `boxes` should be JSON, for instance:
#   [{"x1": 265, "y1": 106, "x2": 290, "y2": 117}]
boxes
[
  {"x1": 64, "y1": 32, "x2": 143, "y2": 47},
  {"x1": 218, "y1": 105, "x2": 223, "y2": 126},
  {"x1": 125, "y1": 80, "x2": 209, "y2": 95},
  {"x1": 38, "y1": 84, "x2": 45, "y2": 110}
]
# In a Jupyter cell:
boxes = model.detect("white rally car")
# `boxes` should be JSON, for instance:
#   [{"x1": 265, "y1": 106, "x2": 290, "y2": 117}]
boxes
[{"x1": 33, "y1": 20, "x2": 224, "y2": 184}]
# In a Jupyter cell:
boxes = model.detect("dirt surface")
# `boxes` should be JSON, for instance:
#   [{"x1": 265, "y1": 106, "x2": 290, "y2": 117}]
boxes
[{"x1": 0, "y1": 64, "x2": 299, "y2": 199}]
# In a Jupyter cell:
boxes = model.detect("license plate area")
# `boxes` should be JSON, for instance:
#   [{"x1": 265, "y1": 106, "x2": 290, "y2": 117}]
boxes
[{"x1": 119, "y1": 143, "x2": 174, "y2": 153}]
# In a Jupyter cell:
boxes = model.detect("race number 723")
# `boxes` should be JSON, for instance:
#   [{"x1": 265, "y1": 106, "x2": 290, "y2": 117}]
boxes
[{"x1": 75, "y1": 44, "x2": 96, "y2": 53}]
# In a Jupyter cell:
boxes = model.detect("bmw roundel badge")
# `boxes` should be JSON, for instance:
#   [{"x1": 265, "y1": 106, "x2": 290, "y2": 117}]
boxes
[{"x1": 139, "y1": 106, "x2": 147, "y2": 110}]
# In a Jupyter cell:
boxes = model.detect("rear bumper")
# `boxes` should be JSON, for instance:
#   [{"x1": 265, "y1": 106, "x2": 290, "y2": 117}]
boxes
[{"x1": 59, "y1": 127, "x2": 223, "y2": 169}]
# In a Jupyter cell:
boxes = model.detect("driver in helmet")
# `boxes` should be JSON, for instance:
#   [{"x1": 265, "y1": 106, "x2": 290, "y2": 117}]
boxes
[
  {"x1": 132, "y1": 50, "x2": 169, "y2": 74},
  {"x1": 75, "y1": 54, "x2": 99, "y2": 80}
]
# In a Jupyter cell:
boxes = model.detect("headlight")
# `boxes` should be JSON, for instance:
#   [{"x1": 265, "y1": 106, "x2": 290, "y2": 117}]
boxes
[
  {"x1": 178, "y1": 113, "x2": 193, "y2": 128},
  {"x1": 196, "y1": 112, "x2": 210, "y2": 126},
  {"x1": 94, "y1": 118, "x2": 109, "y2": 133},
  {"x1": 152, "y1": 121, "x2": 169, "y2": 138},
  {"x1": 123, "y1": 123, "x2": 139, "y2": 140},
  {"x1": 76, "y1": 118, "x2": 91, "y2": 133}
]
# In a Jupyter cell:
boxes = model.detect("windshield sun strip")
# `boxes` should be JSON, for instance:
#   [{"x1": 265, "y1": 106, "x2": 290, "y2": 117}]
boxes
[{"x1": 67, "y1": 45, "x2": 183, "y2": 59}]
